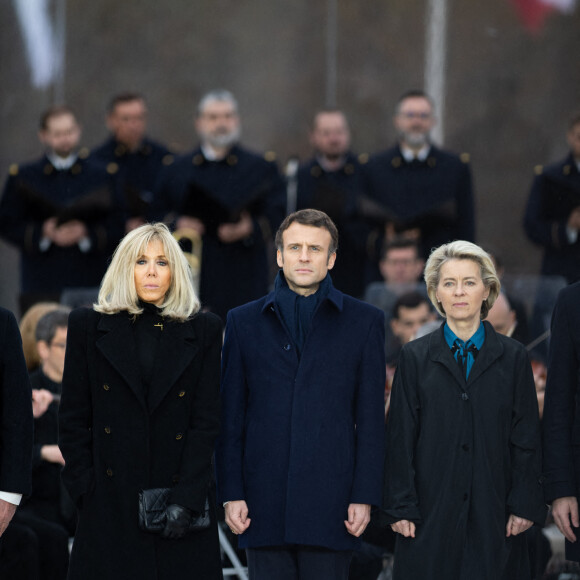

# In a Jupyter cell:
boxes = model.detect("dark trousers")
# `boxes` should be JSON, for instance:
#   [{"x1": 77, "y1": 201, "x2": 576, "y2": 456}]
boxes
[{"x1": 247, "y1": 545, "x2": 352, "y2": 580}]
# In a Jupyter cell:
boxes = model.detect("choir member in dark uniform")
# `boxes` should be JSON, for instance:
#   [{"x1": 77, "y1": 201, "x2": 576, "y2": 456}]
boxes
[
  {"x1": 0, "y1": 106, "x2": 124, "y2": 315},
  {"x1": 363, "y1": 90, "x2": 474, "y2": 267},
  {"x1": 59, "y1": 223, "x2": 223, "y2": 580},
  {"x1": 524, "y1": 111, "x2": 580, "y2": 284},
  {"x1": 152, "y1": 89, "x2": 286, "y2": 321},
  {"x1": 384, "y1": 241, "x2": 545, "y2": 580},
  {"x1": 91, "y1": 93, "x2": 174, "y2": 233},
  {"x1": 294, "y1": 109, "x2": 370, "y2": 298}
]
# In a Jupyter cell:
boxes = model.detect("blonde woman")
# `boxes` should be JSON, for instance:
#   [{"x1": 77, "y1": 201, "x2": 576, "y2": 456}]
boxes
[
  {"x1": 384, "y1": 240, "x2": 545, "y2": 580},
  {"x1": 59, "y1": 223, "x2": 223, "y2": 579}
]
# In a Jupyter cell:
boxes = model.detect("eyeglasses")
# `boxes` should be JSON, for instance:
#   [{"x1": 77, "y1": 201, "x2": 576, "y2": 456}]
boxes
[
  {"x1": 50, "y1": 342, "x2": 67, "y2": 349},
  {"x1": 397, "y1": 112, "x2": 432, "y2": 120}
]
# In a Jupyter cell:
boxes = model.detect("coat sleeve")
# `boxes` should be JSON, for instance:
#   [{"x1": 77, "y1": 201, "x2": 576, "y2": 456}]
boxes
[
  {"x1": 215, "y1": 311, "x2": 248, "y2": 504},
  {"x1": 350, "y1": 311, "x2": 386, "y2": 506},
  {"x1": 59, "y1": 308, "x2": 95, "y2": 504},
  {"x1": 383, "y1": 347, "x2": 422, "y2": 524},
  {"x1": 0, "y1": 309, "x2": 33, "y2": 495},
  {"x1": 506, "y1": 346, "x2": 546, "y2": 524},
  {"x1": 170, "y1": 313, "x2": 222, "y2": 513},
  {"x1": 543, "y1": 287, "x2": 579, "y2": 502}
]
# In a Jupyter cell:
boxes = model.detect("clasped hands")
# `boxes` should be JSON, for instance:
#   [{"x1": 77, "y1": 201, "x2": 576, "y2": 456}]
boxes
[{"x1": 224, "y1": 500, "x2": 370, "y2": 537}]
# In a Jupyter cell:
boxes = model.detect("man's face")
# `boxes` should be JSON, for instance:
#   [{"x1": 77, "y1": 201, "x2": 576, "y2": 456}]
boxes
[
  {"x1": 276, "y1": 222, "x2": 336, "y2": 296},
  {"x1": 567, "y1": 122, "x2": 580, "y2": 160},
  {"x1": 39, "y1": 113, "x2": 81, "y2": 158},
  {"x1": 379, "y1": 248, "x2": 424, "y2": 285},
  {"x1": 310, "y1": 112, "x2": 350, "y2": 160},
  {"x1": 393, "y1": 96, "x2": 435, "y2": 149},
  {"x1": 391, "y1": 303, "x2": 433, "y2": 345},
  {"x1": 485, "y1": 293, "x2": 516, "y2": 336},
  {"x1": 195, "y1": 99, "x2": 240, "y2": 150},
  {"x1": 107, "y1": 99, "x2": 147, "y2": 150},
  {"x1": 38, "y1": 326, "x2": 67, "y2": 382}
]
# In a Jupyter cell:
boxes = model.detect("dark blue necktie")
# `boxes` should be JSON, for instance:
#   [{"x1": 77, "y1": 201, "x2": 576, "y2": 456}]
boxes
[{"x1": 451, "y1": 339, "x2": 479, "y2": 380}]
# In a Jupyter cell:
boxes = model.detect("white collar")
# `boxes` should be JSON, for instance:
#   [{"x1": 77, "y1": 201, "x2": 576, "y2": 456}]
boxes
[{"x1": 400, "y1": 144, "x2": 430, "y2": 162}]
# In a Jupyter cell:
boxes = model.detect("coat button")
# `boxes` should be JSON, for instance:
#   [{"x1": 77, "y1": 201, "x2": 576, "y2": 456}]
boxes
[
  {"x1": 103, "y1": 384, "x2": 110, "y2": 391},
  {"x1": 175, "y1": 433, "x2": 183, "y2": 440},
  {"x1": 106, "y1": 468, "x2": 113, "y2": 477},
  {"x1": 178, "y1": 391, "x2": 186, "y2": 398},
  {"x1": 461, "y1": 393, "x2": 469, "y2": 401},
  {"x1": 104, "y1": 427, "x2": 111, "y2": 434},
  {"x1": 463, "y1": 493, "x2": 468, "y2": 501},
  {"x1": 283, "y1": 344, "x2": 291, "y2": 351},
  {"x1": 172, "y1": 475, "x2": 180, "y2": 483},
  {"x1": 462, "y1": 444, "x2": 469, "y2": 451}
]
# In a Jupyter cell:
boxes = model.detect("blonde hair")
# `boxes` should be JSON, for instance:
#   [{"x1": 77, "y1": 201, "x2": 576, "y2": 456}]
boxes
[
  {"x1": 424, "y1": 240, "x2": 500, "y2": 319},
  {"x1": 19, "y1": 302, "x2": 61, "y2": 370},
  {"x1": 95, "y1": 223, "x2": 200, "y2": 321}
]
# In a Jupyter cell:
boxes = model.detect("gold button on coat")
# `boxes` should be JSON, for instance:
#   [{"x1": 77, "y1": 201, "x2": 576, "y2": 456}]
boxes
[{"x1": 175, "y1": 433, "x2": 183, "y2": 440}]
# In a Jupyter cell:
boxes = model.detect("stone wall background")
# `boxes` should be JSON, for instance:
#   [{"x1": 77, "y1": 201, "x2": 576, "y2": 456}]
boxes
[{"x1": 1, "y1": 0, "x2": 579, "y2": 314}]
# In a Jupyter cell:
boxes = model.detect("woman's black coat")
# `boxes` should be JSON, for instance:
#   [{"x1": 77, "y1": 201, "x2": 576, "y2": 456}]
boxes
[
  {"x1": 384, "y1": 322, "x2": 545, "y2": 580},
  {"x1": 59, "y1": 308, "x2": 223, "y2": 580}
]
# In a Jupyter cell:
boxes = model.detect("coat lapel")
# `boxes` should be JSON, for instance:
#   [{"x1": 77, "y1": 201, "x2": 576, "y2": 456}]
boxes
[
  {"x1": 466, "y1": 321, "x2": 503, "y2": 386},
  {"x1": 429, "y1": 324, "x2": 466, "y2": 389},
  {"x1": 147, "y1": 319, "x2": 198, "y2": 413},
  {"x1": 96, "y1": 313, "x2": 144, "y2": 406}
]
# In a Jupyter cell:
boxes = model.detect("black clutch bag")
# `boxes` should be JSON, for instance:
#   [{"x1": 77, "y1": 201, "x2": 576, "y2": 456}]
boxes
[{"x1": 138, "y1": 487, "x2": 210, "y2": 533}]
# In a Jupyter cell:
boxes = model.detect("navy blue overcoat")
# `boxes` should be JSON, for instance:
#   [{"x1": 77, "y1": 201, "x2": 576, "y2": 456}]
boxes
[{"x1": 216, "y1": 284, "x2": 386, "y2": 551}]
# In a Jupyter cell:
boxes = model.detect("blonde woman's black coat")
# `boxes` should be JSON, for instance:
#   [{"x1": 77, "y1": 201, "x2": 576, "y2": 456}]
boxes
[
  {"x1": 59, "y1": 308, "x2": 223, "y2": 580},
  {"x1": 384, "y1": 321, "x2": 545, "y2": 580}
]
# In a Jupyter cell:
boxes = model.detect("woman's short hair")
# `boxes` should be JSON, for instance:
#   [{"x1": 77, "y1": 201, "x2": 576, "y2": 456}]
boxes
[
  {"x1": 95, "y1": 223, "x2": 200, "y2": 321},
  {"x1": 424, "y1": 240, "x2": 500, "y2": 319}
]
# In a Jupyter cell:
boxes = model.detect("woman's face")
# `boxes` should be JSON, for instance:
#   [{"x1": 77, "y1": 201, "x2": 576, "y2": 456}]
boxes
[
  {"x1": 134, "y1": 239, "x2": 172, "y2": 306},
  {"x1": 435, "y1": 258, "x2": 490, "y2": 326}
]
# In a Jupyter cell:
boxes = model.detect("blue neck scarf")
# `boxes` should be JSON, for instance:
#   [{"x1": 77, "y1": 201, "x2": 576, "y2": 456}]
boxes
[
  {"x1": 274, "y1": 271, "x2": 331, "y2": 357},
  {"x1": 443, "y1": 322, "x2": 485, "y2": 380}
]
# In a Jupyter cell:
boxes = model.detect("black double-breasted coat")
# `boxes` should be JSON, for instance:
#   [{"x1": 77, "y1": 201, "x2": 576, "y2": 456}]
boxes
[
  {"x1": 384, "y1": 322, "x2": 545, "y2": 580},
  {"x1": 59, "y1": 307, "x2": 223, "y2": 580}
]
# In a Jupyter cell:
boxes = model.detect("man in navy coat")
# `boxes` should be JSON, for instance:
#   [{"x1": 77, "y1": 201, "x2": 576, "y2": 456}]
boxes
[
  {"x1": 543, "y1": 281, "x2": 580, "y2": 561},
  {"x1": 216, "y1": 209, "x2": 386, "y2": 579}
]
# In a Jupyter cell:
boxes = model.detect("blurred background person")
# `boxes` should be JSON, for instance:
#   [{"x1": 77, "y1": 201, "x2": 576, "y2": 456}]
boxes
[
  {"x1": 59, "y1": 223, "x2": 223, "y2": 579},
  {"x1": 0, "y1": 105, "x2": 123, "y2": 315},
  {"x1": 293, "y1": 109, "x2": 370, "y2": 297},
  {"x1": 92, "y1": 93, "x2": 174, "y2": 233},
  {"x1": 5, "y1": 308, "x2": 73, "y2": 580},
  {"x1": 363, "y1": 90, "x2": 474, "y2": 274},
  {"x1": 152, "y1": 89, "x2": 286, "y2": 321}
]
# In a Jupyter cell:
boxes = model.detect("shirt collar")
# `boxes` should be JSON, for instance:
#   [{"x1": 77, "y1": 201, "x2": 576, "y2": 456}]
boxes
[
  {"x1": 47, "y1": 152, "x2": 78, "y2": 170},
  {"x1": 400, "y1": 144, "x2": 430, "y2": 162},
  {"x1": 443, "y1": 320, "x2": 485, "y2": 350}
]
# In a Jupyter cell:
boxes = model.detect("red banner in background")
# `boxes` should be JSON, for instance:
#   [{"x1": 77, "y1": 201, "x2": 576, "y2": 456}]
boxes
[{"x1": 510, "y1": 0, "x2": 576, "y2": 33}]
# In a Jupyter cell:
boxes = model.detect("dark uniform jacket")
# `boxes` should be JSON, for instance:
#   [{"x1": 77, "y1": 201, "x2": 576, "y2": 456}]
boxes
[
  {"x1": 363, "y1": 144, "x2": 474, "y2": 261},
  {"x1": 0, "y1": 155, "x2": 123, "y2": 298},
  {"x1": 152, "y1": 144, "x2": 286, "y2": 320},
  {"x1": 59, "y1": 308, "x2": 223, "y2": 580},
  {"x1": 91, "y1": 136, "x2": 173, "y2": 219},
  {"x1": 216, "y1": 284, "x2": 386, "y2": 551},
  {"x1": 384, "y1": 322, "x2": 545, "y2": 580},
  {"x1": 524, "y1": 153, "x2": 580, "y2": 283},
  {"x1": 0, "y1": 308, "x2": 33, "y2": 497},
  {"x1": 543, "y1": 282, "x2": 580, "y2": 560},
  {"x1": 295, "y1": 153, "x2": 370, "y2": 297}
]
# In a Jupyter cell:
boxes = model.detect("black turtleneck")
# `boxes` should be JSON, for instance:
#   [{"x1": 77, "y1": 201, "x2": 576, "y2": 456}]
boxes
[{"x1": 132, "y1": 301, "x2": 165, "y2": 395}]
